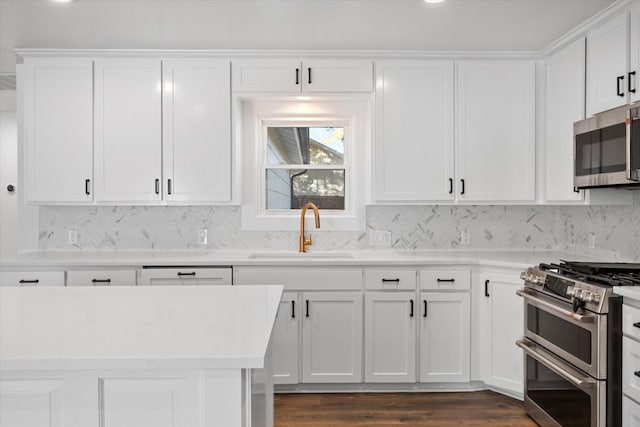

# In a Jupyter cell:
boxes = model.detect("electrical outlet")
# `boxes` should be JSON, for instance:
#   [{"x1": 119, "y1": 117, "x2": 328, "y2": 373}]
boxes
[
  {"x1": 197, "y1": 228, "x2": 208, "y2": 245},
  {"x1": 68, "y1": 229, "x2": 78, "y2": 245},
  {"x1": 460, "y1": 228, "x2": 470, "y2": 245},
  {"x1": 588, "y1": 233, "x2": 596, "y2": 249},
  {"x1": 369, "y1": 230, "x2": 392, "y2": 247}
]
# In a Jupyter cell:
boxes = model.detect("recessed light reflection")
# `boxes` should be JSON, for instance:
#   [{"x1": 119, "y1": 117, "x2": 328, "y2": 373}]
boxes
[{"x1": 297, "y1": 96, "x2": 311, "y2": 101}]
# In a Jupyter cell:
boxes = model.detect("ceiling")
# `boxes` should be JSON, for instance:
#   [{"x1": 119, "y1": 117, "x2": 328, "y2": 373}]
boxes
[{"x1": 0, "y1": 0, "x2": 620, "y2": 73}]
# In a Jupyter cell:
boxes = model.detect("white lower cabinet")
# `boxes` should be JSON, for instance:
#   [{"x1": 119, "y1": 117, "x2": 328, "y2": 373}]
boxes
[
  {"x1": 419, "y1": 292, "x2": 470, "y2": 383},
  {"x1": 66, "y1": 269, "x2": 137, "y2": 286},
  {"x1": 301, "y1": 292, "x2": 363, "y2": 383},
  {"x1": 624, "y1": 396, "x2": 640, "y2": 427},
  {"x1": 271, "y1": 292, "x2": 300, "y2": 385},
  {"x1": 623, "y1": 300, "x2": 640, "y2": 426},
  {"x1": 0, "y1": 271, "x2": 64, "y2": 286},
  {"x1": 364, "y1": 292, "x2": 416, "y2": 383},
  {"x1": 480, "y1": 271, "x2": 524, "y2": 396},
  {"x1": 139, "y1": 267, "x2": 232, "y2": 285}
]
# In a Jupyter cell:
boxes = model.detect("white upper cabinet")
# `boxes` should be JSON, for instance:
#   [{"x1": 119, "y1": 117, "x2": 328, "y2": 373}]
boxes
[
  {"x1": 232, "y1": 59, "x2": 373, "y2": 93},
  {"x1": 456, "y1": 60, "x2": 536, "y2": 202},
  {"x1": 23, "y1": 58, "x2": 93, "y2": 203},
  {"x1": 630, "y1": 2, "x2": 640, "y2": 104},
  {"x1": 374, "y1": 60, "x2": 455, "y2": 202},
  {"x1": 586, "y1": 10, "x2": 636, "y2": 115},
  {"x1": 544, "y1": 38, "x2": 586, "y2": 203},
  {"x1": 162, "y1": 59, "x2": 231, "y2": 203},
  {"x1": 94, "y1": 58, "x2": 162, "y2": 203}
]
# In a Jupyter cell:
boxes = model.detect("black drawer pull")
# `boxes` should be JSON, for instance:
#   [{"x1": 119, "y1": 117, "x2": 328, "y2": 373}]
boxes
[
  {"x1": 177, "y1": 272, "x2": 196, "y2": 277},
  {"x1": 382, "y1": 278, "x2": 400, "y2": 283},
  {"x1": 409, "y1": 299, "x2": 414, "y2": 317},
  {"x1": 634, "y1": 371, "x2": 640, "y2": 378},
  {"x1": 19, "y1": 279, "x2": 39, "y2": 284},
  {"x1": 305, "y1": 299, "x2": 310, "y2": 318},
  {"x1": 485, "y1": 279, "x2": 490, "y2": 297},
  {"x1": 633, "y1": 322, "x2": 640, "y2": 329},
  {"x1": 92, "y1": 279, "x2": 111, "y2": 284},
  {"x1": 291, "y1": 300, "x2": 295, "y2": 319},
  {"x1": 437, "y1": 278, "x2": 455, "y2": 283},
  {"x1": 423, "y1": 300, "x2": 428, "y2": 318}
]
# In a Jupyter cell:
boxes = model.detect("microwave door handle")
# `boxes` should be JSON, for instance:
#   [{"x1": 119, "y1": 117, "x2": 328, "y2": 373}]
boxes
[
  {"x1": 516, "y1": 289, "x2": 596, "y2": 324},
  {"x1": 517, "y1": 339, "x2": 596, "y2": 389}
]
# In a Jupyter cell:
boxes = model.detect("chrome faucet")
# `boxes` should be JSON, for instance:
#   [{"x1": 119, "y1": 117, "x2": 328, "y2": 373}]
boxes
[{"x1": 299, "y1": 202, "x2": 320, "y2": 253}]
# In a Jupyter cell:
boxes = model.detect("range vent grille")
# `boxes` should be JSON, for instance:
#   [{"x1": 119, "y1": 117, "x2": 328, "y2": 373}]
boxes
[{"x1": 0, "y1": 74, "x2": 17, "y2": 91}]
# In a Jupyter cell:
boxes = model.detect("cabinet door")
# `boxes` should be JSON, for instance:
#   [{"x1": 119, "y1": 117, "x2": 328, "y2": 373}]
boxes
[
  {"x1": 374, "y1": 60, "x2": 454, "y2": 202},
  {"x1": 419, "y1": 292, "x2": 470, "y2": 383},
  {"x1": 544, "y1": 38, "x2": 586, "y2": 202},
  {"x1": 301, "y1": 292, "x2": 363, "y2": 383},
  {"x1": 364, "y1": 292, "x2": 416, "y2": 383},
  {"x1": 481, "y1": 272, "x2": 524, "y2": 396},
  {"x1": 163, "y1": 59, "x2": 231, "y2": 203},
  {"x1": 301, "y1": 59, "x2": 373, "y2": 93},
  {"x1": 94, "y1": 58, "x2": 162, "y2": 202},
  {"x1": 271, "y1": 292, "x2": 300, "y2": 385},
  {"x1": 456, "y1": 60, "x2": 536, "y2": 202},
  {"x1": 232, "y1": 59, "x2": 301, "y2": 93},
  {"x1": 23, "y1": 58, "x2": 93, "y2": 203},
  {"x1": 630, "y1": 3, "x2": 640, "y2": 104},
  {"x1": 586, "y1": 12, "x2": 629, "y2": 115}
]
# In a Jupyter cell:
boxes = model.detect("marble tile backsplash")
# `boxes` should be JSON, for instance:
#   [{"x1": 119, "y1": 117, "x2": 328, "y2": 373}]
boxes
[{"x1": 39, "y1": 192, "x2": 639, "y2": 261}]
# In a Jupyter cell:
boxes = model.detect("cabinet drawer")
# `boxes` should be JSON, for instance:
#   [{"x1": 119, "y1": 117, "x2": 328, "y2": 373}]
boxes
[
  {"x1": 624, "y1": 304, "x2": 640, "y2": 341},
  {"x1": 139, "y1": 267, "x2": 232, "y2": 286},
  {"x1": 420, "y1": 270, "x2": 471, "y2": 290},
  {"x1": 0, "y1": 271, "x2": 65, "y2": 286},
  {"x1": 67, "y1": 270, "x2": 137, "y2": 286},
  {"x1": 364, "y1": 270, "x2": 416, "y2": 290},
  {"x1": 234, "y1": 267, "x2": 362, "y2": 291},
  {"x1": 623, "y1": 337, "x2": 640, "y2": 404}
]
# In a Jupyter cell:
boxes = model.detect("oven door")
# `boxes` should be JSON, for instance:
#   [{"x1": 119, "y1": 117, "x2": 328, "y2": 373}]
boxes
[
  {"x1": 518, "y1": 288, "x2": 606, "y2": 379},
  {"x1": 518, "y1": 339, "x2": 606, "y2": 427}
]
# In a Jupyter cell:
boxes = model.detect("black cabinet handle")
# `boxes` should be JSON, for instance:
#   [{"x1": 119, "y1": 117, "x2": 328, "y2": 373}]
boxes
[
  {"x1": 617, "y1": 75, "x2": 625, "y2": 97},
  {"x1": 295, "y1": 68, "x2": 300, "y2": 85},
  {"x1": 305, "y1": 299, "x2": 310, "y2": 317},
  {"x1": 633, "y1": 322, "x2": 640, "y2": 329},
  {"x1": 449, "y1": 178, "x2": 453, "y2": 194},
  {"x1": 85, "y1": 179, "x2": 91, "y2": 195},
  {"x1": 630, "y1": 71, "x2": 637, "y2": 94},
  {"x1": 485, "y1": 279, "x2": 490, "y2": 297},
  {"x1": 382, "y1": 278, "x2": 400, "y2": 283},
  {"x1": 19, "y1": 279, "x2": 39, "y2": 284},
  {"x1": 635, "y1": 371, "x2": 640, "y2": 378},
  {"x1": 167, "y1": 179, "x2": 172, "y2": 195},
  {"x1": 409, "y1": 299, "x2": 414, "y2": 317},
  {"x1": 308, "y1": 67, "x2": 312, "y2": 84},
  {"x1": 177, "y1": 272, "x2": 196, "y2": 277},
  {"x1": 155, "y1": 179, "x2": 160, "y2": 195},
  {"x1": 437, "y1": 278, "x2": 455, "y2": 283},
  {"x1": 460, "y1": 179, "x2": 465, "y2": 195},
  {"x1": 423, "y1": 300, "x2": 428, "y2": 318},
  {"x1": 92, "y1": 279, "x2": 111, "y2": 284},
  {"x1": 291, "y1": 300, "x2": 295, "y2": 318},
  {"x1": 6, "y1": 184, "x2": 15, "y2": 193},
  {"x1": 574, "y1": 187, "x2": 580, "y2": 193}
]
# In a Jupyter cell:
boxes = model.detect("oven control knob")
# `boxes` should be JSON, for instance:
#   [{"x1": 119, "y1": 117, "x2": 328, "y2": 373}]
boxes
[{"x1": 566, "y1": 287, "x2": 575, "y2": 297}]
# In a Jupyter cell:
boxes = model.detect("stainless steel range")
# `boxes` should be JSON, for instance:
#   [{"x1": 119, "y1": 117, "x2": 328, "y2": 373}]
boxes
[{"x1": 518, "y1": 261, "x2": 640, "y2": 427}]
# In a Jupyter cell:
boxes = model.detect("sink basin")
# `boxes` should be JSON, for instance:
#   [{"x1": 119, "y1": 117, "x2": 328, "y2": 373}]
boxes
[{"x1": 248, "y1": 251, "x2": 354, "y2": 260}]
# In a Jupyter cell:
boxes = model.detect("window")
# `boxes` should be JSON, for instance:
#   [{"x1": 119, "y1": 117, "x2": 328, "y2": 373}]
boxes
[
  {"x1": 240, "y1": 98, "x2": 369, "y2": 231},
  {"x1": 265, "y1": 126, "x2": 346, "y2": 210}
]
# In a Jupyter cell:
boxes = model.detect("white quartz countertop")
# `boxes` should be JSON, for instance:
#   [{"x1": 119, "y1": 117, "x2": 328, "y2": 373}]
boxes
[
  {"x1": 0, "y1": 285, "x2": 283, "y2": 370},
  {"x1": 0, "y1": 249, "x2": 606, "y2": 270},
  {"x1": 613, "y1": 287, "x2": 640, "y2": 300}
]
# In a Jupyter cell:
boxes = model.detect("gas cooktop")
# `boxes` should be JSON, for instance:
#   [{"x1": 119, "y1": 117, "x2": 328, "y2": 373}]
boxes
[{"x1": 541, "y1": 261, "x2": 640, "y2": 288}]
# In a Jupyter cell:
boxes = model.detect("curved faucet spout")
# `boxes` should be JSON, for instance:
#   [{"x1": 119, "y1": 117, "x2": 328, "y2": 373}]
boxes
[{"x1": 299, "y1": 202, "x2": 321, "y2": 253}]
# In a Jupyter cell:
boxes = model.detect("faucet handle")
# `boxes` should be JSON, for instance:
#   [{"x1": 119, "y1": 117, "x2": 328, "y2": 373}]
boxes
[{"x1": 307, "y1": 233, "x2": 313, "y2": 246}]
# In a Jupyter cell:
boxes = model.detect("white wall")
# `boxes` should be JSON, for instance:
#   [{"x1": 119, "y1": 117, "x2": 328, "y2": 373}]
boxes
[{"x1": 0, "y1": 0, "x2": 615, "y2": 73}]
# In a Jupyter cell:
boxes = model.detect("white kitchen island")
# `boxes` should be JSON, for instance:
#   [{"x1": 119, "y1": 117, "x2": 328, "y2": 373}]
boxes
[{"x1": 0, "y1": 284, "x2": 283, "y2": 427}]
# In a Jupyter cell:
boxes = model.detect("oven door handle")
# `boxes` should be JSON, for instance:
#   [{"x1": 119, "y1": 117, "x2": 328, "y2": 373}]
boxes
[
  {"x1": 517, "y1": 339, "x2": 596, "y2": 389},
  {"x1": 516, "y1": 289, "x2": 595, "y2": 324}
]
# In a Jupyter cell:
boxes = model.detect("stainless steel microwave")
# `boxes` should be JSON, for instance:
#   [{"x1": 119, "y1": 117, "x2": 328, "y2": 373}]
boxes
[{"x1": 574, "y1": 104, "x2": 640, "y2": 188}]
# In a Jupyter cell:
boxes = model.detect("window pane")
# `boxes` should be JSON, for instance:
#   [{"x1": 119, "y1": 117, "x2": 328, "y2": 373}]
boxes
[
  {"x1": 267, "y1": 127, "x2": 344, "y2": 165},
  {"x1": 266, "y1": 169, "x2": 345, "y2": 210}
]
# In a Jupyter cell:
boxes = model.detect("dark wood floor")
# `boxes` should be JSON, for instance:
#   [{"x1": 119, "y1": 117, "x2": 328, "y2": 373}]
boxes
[{"x1": 274, "y1": 391, "x2": 538, "y2": 426}]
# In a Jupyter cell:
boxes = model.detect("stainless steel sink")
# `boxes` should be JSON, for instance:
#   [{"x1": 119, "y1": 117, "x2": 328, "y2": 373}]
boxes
[{"x1": 248, "y1": 251, "x2": 354, "y2": 259}]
